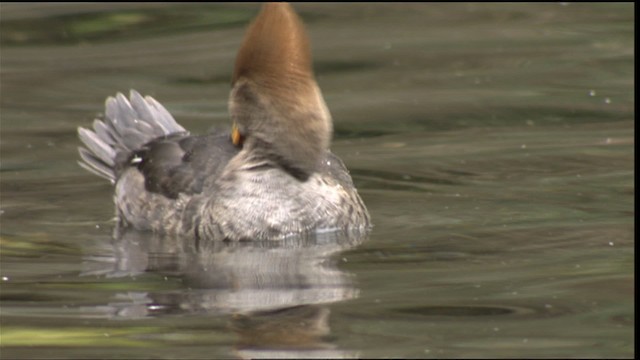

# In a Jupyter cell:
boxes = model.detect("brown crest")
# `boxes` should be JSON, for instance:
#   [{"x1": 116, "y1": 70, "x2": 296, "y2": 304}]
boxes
[
  {"x1": 233, "y1": 3, "x2": 314, "y2": 95},
  {"x1": 230, "y1": 3, "x2": 332, "y2": 178}
]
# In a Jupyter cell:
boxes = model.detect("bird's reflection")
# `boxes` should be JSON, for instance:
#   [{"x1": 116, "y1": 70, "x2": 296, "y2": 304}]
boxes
[{"x1": 82, "y1": 228, "x2": 366, "y2": 357}]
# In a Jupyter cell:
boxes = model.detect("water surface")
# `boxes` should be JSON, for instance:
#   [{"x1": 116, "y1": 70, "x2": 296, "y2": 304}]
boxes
[{"x1": 0, "y1": 3, "x2": 634, "y2": 358}]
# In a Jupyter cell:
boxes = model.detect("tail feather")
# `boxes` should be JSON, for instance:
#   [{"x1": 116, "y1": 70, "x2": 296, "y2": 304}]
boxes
[
  {"x1": 92, "y1": 119, "x2": 117, "y2": 147},
  {"x1": 78, "y1": 90, "x2": 187, "y2": 182},
  {"x1": 78, "y1": 147, "x2": 114, "y2": 182},
  {"x1": 78, "y1": 127, "x2": 116, "y2": 167},
  {"x1": 131, "y1": 91, "x2": 181, "y2": 135}
]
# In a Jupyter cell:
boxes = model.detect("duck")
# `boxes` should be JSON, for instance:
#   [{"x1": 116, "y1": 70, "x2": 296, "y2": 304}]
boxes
[{"x1": 77, "y1": 3, "x2": 370, "y2": 241}]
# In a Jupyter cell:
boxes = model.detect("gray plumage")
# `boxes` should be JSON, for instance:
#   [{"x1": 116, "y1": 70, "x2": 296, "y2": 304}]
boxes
[
  {"x1": 77, "y1": 90, "x2": 370, "y2": 241},
  {"x1": 78, "y1": 90, "x2": 185, "y2": 182}
]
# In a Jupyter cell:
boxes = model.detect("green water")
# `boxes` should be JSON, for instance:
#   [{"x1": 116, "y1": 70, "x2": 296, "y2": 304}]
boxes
[{"x1": 0, "y1": 3, "x2": 634, "y2": 358}]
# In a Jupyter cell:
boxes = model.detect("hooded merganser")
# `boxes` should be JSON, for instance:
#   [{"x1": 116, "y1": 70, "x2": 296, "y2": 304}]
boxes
[{"x1": 78, "y1": 3, "x2": 370, "y2": 241}]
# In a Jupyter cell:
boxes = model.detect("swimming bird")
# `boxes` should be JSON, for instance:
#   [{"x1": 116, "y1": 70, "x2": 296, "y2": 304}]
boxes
[{"x1": 78, "y1": 3, "x2": 370, "y2": 241}]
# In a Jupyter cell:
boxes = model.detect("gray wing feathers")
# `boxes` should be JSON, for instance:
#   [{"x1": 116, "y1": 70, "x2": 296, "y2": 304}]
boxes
[{"x1": 77, "y1": 90, "x2": 187, "y2": 181}]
